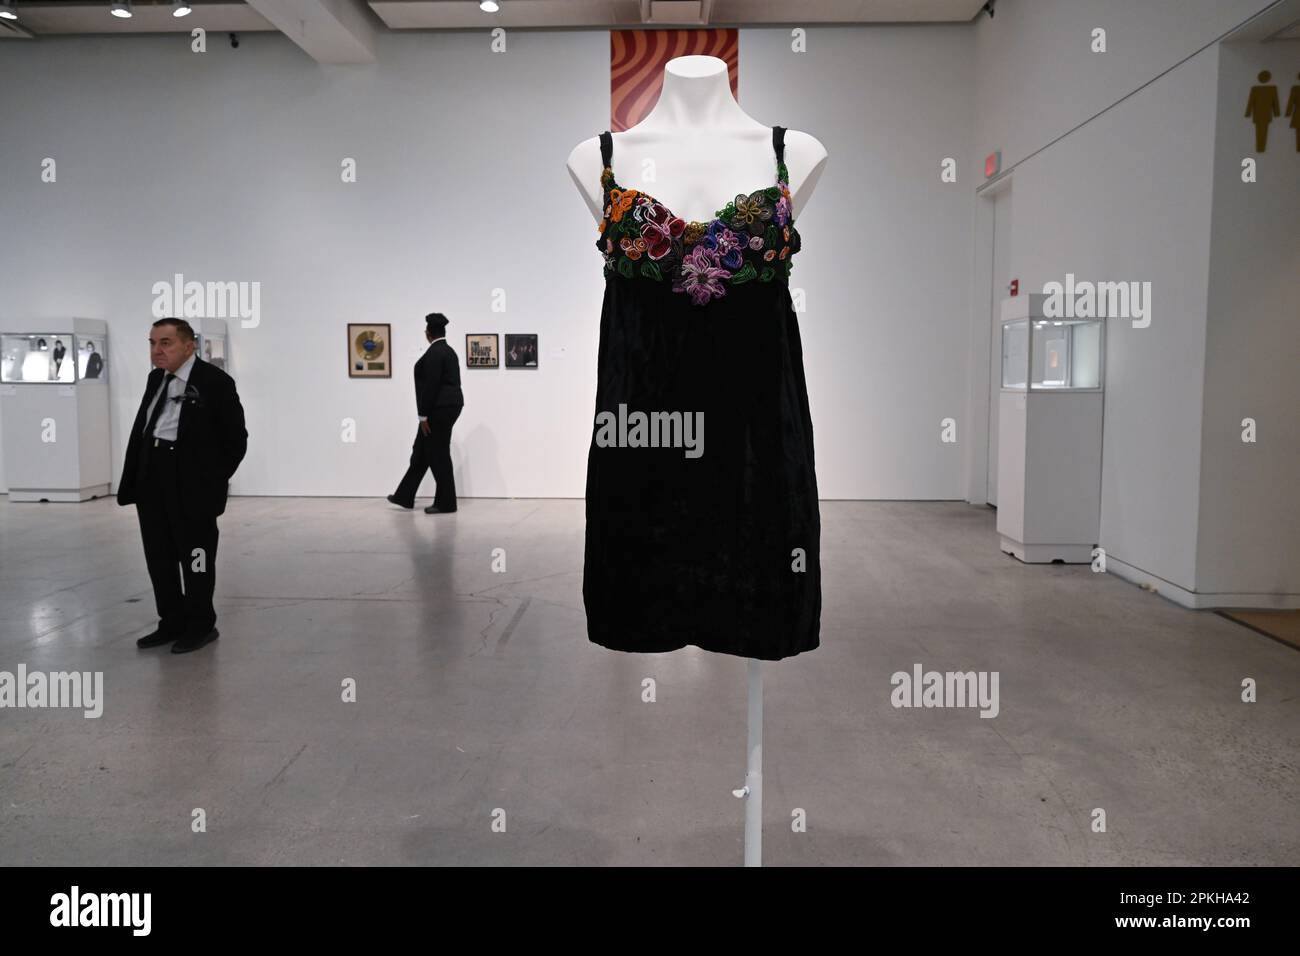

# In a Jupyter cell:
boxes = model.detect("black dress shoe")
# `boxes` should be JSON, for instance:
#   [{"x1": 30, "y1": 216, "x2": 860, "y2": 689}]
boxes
[
  {"x1": 424, "y1": 504, "x2": 457, "y2": 514},
  {"x1": 387, "y1": 494, "x2": 414, "y2": 509},
  {"x1": 171, "y1": 628, "x2": 219, "y2": 654},
  {"x1": 136, "y1": 628, "x2": 179, "y2": 649}
]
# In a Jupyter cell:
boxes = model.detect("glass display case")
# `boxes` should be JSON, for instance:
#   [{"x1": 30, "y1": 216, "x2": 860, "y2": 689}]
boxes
[
  {"x1": 2, "y1": 333, "x2": 72, "y2": 383},
  {"x1": 199, "y1": 334, "x2": 227, "y2": 370},
  {"x1": 1, "y1": 331, "x2": 108, "y2": 384},
  {"x1": 194, "y1": 318, "x2": 229, "y2": 372},
  {"x1": 995, "y1": 296, "x2": 1105, "y2": 565},
  {"x1": 1001, "y1": 317, "x2": 1101, "y2": 391},
  {"x1": 1, "y1": 318, "x2": 112, "y2": 501}
]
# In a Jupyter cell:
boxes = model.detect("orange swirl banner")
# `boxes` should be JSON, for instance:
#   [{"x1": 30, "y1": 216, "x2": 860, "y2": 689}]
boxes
[{"x1": 610, "y1": 29, "x2": 739, "y2": 131}]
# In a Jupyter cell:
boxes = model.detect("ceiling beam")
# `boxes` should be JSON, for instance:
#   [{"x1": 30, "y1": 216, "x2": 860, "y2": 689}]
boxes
[{"x1": 245, "y1": 0, "x2": 378, "y2": 63}]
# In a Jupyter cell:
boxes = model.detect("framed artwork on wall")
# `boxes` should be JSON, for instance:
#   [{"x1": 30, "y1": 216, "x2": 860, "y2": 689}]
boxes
[
  {"x1": 505, "y1": 334, "x2": 538, "y2": 368},
  {"x1": 348, "y1": 324, "x2": 391, "y2": 378},
  {"x1": 466, "y1": 333, "x2": 499, "y2": 369}
]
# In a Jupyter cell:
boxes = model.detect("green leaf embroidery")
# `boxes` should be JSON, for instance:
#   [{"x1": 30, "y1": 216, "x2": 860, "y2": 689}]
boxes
[
  {"x1": 729, "y1": 262, "x2": 758, "y2": 285},
  {"x1": 640, "y1": 260, "x2": 662, "y2": 282},
  {"x1": 618, "y1": 257, "x2": 634, "y2": 278},
  {"x1": 759, "y1": 266, "x2": 776, "y2": 282}
]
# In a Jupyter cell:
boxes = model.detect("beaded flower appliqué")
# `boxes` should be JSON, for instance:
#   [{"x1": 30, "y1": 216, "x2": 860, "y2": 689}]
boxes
[{"x1": 596, "y1": 158, "x2": 802, "y2": 307}]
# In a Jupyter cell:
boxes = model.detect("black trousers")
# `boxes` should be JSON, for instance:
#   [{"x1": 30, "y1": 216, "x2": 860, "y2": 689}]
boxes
[
  {"x1": 393, "y1": 406, "x2": 461, "y2": 510},
  {"x1": 135, "y1": 443, "x2": 220, "y2": 636}
]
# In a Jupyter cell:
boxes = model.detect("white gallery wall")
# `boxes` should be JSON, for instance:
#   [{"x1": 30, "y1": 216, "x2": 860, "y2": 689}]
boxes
[
  {"x1": 1, "y1": 5, "x2": 1294, "y2": 609},
  {"x1": 1198, "y1": 39, "x2": 1300, "y2": 602},
  {"x1": 0, "y1": 24, "x2": 977, "y2": 500},
  {"x1": 972, "y1": 0, "x2": 1277, "y2": 174},
  {"x1": 969, "y1": 0, "x2": 1295, "y2": 605}
]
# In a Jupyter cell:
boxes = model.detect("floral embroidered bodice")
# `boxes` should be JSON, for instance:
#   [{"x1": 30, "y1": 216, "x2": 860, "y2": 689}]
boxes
[{"x1": 596, "y1": 126, "x2": 803, "y2": 306}]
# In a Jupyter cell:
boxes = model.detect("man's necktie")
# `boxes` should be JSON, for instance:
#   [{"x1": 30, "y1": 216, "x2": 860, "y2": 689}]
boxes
[{"x1": 142, "y1": 372, "x2": 176, "y2": 440}]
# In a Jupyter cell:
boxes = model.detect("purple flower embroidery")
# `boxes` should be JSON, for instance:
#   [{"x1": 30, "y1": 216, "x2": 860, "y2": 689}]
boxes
[
  {"x1": 775, "y1": 192, "x2": 792, "y2": 228},
  {"x1": 703, "y1": 221, "x2": 746, "y2": 271},
  {"x1": 672, "y1": 244, "x2": 730, "y2": 306}
]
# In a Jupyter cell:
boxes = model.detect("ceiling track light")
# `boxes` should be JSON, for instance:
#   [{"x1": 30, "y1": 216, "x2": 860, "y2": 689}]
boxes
[
  {"x1": 0, "y1": 1, "x2": 18, "y2": 23},
  {"x1": 109, "y1": 1, "x2": 133, "y2": 19},
  {"x1": 172, "y1": 1, "x2": 192, "y2": 16},
  {"x1": 479, "y1": 1, "x2": 500, "y2": 12}
]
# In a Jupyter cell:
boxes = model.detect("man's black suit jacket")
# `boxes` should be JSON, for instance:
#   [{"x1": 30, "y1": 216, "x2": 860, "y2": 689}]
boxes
[
  {"x1": 415, "y1": 339, "x2": 464, "y2": 416},
  {"x1": 117, "y1": 357, "x2": 248, "y2": 517}
]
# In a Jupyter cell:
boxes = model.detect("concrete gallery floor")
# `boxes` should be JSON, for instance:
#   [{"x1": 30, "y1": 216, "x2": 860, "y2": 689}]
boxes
[{"x1": 0, "y1": 496, "x2": 1296, "y2": 866}]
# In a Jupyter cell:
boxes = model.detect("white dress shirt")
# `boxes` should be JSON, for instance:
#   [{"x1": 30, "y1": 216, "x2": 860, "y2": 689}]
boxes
[{"x1": 143, "y1": 353, "x2": 197, "y2": 441}]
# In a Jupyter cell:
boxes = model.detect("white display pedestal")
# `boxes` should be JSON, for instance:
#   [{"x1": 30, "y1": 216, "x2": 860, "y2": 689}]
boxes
[
  {"x1": 996, "y1": 296, "x2": 1104, "y2": 564},
  {"x1": 1, "y1": 318, "x2": 111, "y2": 502}
]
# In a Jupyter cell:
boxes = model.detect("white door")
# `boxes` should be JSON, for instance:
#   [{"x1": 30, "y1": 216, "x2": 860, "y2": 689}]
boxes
[{"x1": 986, "y1": 185, "x2": 1013, "y2": 506}]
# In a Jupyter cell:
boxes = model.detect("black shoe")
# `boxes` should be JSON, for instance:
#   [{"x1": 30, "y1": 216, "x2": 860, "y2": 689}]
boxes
[
  {"x1": 136, "y1": 627, "x2": 180, "y2": 649},
  {"x1": 387, "y1": 494, "x2": 414, "y2": 509},
  {"x1": 424, "y1": 504, "x2": 457, "y2": 514},
  {"x1": 171, "y1": 628, "x2": 219, "y2": 654}
]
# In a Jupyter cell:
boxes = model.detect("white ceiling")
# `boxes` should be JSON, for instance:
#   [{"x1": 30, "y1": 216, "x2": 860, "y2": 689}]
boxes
[
  {"x1": 1, "y1": 0, "x2": 989, "y2": 42},
  {"x1": 372, "y1": 1, "x2": 989, "y2": 30},
  {"x1": 0, "y1": 1, "x2": 276, "y2": 36}
]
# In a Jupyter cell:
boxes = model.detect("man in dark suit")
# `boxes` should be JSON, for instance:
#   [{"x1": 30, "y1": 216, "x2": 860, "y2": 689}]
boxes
[
  {"x1": 388, "y1": 312, "x2": 464, "y2": 514},
  {"x1": 118, "y1": 317, "x2": 248, "y2": 654}
]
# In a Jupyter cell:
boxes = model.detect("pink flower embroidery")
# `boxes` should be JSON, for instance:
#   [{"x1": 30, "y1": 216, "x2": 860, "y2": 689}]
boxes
[{"x1": 672, "y1": 245, "x2": 730, "y2": 306}]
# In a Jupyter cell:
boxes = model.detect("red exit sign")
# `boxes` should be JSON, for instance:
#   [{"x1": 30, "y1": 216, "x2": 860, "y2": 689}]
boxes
[{"x1": 985, "y1": 150, "x2": 1001, "y2": 179}]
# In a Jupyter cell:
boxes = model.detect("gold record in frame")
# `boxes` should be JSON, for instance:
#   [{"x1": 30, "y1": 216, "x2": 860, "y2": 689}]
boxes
[{"x1": 348, "y1": 323, "x2": 391, "y2": 378}]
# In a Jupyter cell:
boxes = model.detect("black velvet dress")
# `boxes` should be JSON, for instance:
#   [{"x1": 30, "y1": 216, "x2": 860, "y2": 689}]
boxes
[{"x1": 583, "y1": 126, "x2": 821, "y2": 661}]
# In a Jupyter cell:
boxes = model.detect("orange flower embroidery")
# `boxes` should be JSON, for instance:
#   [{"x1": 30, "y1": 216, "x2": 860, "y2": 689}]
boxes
[
  {"x1": 609, "y1": 188, "x2": 638, "y2": 223},
  {"x1": 620, "y1": 236, "x2": 648, "y2": 260}
]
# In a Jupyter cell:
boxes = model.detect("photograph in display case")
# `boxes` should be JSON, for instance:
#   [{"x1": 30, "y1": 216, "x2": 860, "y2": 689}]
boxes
[
  {"x1": 348, "y1": 324, "x2": 391, "y2": 378},
  {"x1": 466, "y1": 333, "x2": 499, "y2": 369},
  {"x1": 79, "y1": 336, "x2": 107, "y2": 380},
  {"x1": 504, "y1": 334, "x2": 538, "y2": 369},
  {"x1": 200, "y1": 335, "x2": 227, "y2": 370},
  {"x1": 1029, "y1": 319, "x2": 1101, "y2": 389},
  {"x1": 1, "y1": 333, "x2": 76, "y2": 383}
]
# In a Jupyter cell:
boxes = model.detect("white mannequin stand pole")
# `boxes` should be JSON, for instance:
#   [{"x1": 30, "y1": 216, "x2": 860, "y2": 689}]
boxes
[{"x1": 736, "y1": 659, "x2": 763, "y2": 866}]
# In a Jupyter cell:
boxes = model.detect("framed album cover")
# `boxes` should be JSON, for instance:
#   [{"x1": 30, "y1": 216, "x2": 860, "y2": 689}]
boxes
[
  {"x1": 466, "y1": 333, "x2": 499, "y2": 369},
  {"x1": 505, "y1": 333, "x2": 539, "y2": 369},
  {"x1": 348, "y1": 323, "x2": 391, "y2": 378}
]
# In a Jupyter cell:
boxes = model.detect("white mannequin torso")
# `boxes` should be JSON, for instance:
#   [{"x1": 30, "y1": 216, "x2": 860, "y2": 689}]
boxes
[{"x1": 568, "y1": 55, "x2": 827, "y2": 226}]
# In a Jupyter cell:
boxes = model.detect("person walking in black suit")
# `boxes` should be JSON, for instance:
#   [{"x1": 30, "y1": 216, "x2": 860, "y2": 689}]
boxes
[
  {"x1": 388, "y1": 312, "x2": 464, "y2": 514},
  {"x1": 118, "y1": 317, "x2": 248, "y2": 654}
]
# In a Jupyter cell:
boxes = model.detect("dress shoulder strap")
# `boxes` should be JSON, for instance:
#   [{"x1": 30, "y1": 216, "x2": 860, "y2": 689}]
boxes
[
  {"x1": 599, "y1": 130, "x2": 613, "y2": 169},
  {"x1": 772, "y1": 126, "x2": 786, "y2": 164}
]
